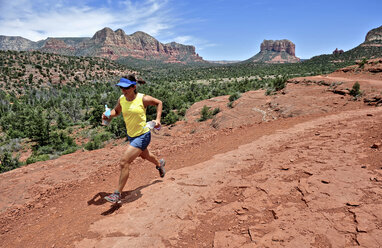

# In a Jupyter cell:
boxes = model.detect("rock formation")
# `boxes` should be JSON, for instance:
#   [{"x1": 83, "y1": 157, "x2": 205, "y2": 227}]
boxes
[
  {"x1": 85, "y1": 28, "x2": 204, "y2": 63},
  {"x1": 0, "y1": 35, "x2": 39, "y2": 51},
  {"x1": 39, "y1": 38, "x2": 76, "y2": 55},
  {"x1": 0, "y1": 27, "x2": 205, "y2": 64},
  {"x1": 365, "y1": 25, "x2": 382, "y2": 43},
  {"x1": 333, "y1": 48, "x2": 344, "y2": 55},
  {"x1": 246, "y1": 39, "x2": 300, "y2": 63},
  {"x1": 260, "y1": 39, "x2": 296, "y2": 56}
]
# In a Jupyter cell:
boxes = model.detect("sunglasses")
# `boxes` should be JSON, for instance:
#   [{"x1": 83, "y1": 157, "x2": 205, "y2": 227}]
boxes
[{"x1": 120, "y1": 85, "x2": 134, "y2": 90}]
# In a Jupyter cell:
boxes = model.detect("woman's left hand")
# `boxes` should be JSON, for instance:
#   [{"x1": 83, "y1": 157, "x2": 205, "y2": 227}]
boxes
[{"x1": 154, "y1": 120, "x2": 161, "y2": 129}]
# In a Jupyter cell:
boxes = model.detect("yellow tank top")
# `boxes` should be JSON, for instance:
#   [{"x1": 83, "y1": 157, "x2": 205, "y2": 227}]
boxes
[{"x1": 120, "y1": 93, "x2": 150, "y2": 137}]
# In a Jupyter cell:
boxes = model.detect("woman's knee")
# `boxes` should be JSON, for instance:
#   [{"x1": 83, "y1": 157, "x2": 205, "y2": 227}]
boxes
[{"x1": 119, "y1": 158, "x2": 131, "y2": 169}]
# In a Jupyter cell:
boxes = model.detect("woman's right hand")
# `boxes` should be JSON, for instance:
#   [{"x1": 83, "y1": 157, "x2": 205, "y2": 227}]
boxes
[{"x1": 102, "y1": 112, "x2": 111, "y2": 120}]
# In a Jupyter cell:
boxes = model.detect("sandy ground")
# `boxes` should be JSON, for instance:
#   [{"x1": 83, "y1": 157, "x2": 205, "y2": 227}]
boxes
[{"x1": 0, "y1": 63, "x2": 382, "y2": 247}]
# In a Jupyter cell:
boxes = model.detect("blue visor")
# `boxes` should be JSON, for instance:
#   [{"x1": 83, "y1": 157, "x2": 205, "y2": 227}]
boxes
[{"x1": 115, "y1": 78, "x2": 137, "y2": 88}]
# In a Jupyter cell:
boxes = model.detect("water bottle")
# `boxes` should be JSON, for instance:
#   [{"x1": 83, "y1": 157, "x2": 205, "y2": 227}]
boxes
[
  {"x1": 102, "y1": 105, "x2": 111, "y2": 126},
  {"x1": 145, "y1": 121, "x2": 161, "y2": 131}
]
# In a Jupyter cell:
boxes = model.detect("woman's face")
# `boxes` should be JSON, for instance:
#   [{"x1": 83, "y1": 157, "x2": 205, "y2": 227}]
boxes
[{"x1": 120, "y1": 85, "x2": 135, "y2": 97}]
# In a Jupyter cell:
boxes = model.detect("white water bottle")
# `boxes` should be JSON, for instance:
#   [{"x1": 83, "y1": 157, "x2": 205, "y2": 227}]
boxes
[
  {"x1": 146, "y1": 121, "x2": 161, "y2": 131},
  {"x1": 102, "y1": 105, "x2": 111, "y2": 126}
]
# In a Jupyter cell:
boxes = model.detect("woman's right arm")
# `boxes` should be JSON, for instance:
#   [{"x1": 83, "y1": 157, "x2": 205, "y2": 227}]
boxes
[{"x1": 102, "y1": 98, "x2": 122, "y2": 120}]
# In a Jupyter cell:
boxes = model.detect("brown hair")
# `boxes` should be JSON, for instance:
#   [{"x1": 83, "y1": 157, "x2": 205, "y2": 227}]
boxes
[
  {"x1": 123, "y1": 74, "x2": 146, "y2": 84},
  {"x1": 122, "y1": 74, "x2": 145, "y2": 94}
]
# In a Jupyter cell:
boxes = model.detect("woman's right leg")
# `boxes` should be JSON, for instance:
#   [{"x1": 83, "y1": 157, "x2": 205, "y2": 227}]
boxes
[{"x1": 117, "y1": 145, "x2": 142, "y2": 193}]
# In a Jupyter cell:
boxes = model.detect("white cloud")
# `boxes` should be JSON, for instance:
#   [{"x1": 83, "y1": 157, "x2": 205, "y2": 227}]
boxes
[
  {"x1": 171, "y1": 35, "x2": 216, "y2": 51},
  {"x1": 0, "y1": 0, "x2": 176, "y2": 41},
  {"x1": 0, "y1": 0, "x2": 216, "y2": 56}
]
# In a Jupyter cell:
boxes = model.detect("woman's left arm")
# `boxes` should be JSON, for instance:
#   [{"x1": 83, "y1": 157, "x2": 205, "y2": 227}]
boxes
[{"x1": 143, "y1": 95, "x2": 163, "y2": 127}]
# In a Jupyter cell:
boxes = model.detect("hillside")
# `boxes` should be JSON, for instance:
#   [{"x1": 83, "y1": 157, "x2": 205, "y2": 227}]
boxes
[
  {"x1": 309, "y1": 25, "x2": 382, "y2": 63},
  {"x1": 0, "y1": 60, "x2": 381, "y2": 247},
  {"x1": 0, "y1": 50, "x2": 132, "y2": 94}
]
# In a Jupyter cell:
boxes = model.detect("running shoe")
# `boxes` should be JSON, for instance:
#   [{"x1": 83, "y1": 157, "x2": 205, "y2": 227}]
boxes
[
  {"x1": 104, "y1": 191, "x2": 121, "y2": 203},
  {"x1": 156, "y1": 159, "x2": 166, "y2": 178}
]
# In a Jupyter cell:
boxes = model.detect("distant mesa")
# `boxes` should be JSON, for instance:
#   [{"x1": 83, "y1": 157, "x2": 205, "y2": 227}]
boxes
[
  {"x1": 246, "y1": 39, "x2": 300, "y2": 63},
  {"x1": 0, "y1": 27, "x2": 205, "y2": 64},
  {"x1": 261, "y1": 39, "x2": 296, "y2": 56}
]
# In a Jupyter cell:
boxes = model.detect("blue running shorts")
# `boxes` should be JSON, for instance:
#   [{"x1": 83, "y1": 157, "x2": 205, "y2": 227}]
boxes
[{"x1": 128, "y1": 131, "x2": 151, "y2": 151}]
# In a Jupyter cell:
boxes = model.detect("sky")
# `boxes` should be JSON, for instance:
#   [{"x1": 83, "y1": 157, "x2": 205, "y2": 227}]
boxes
[{"x1": 0, "y1": 0, "x2": 381, "y2": 60}]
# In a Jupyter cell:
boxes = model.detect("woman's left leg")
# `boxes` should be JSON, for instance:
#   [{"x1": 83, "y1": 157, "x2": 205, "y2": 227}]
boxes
[
  {"x1": 140, "y1": 148, "x2": 160, "y2": 167},
  {"x1": 140, "y1": 149, "x2": 166, "y2": 177}
]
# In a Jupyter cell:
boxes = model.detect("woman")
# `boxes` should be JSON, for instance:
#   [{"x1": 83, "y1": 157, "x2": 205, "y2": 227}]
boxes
[{"x1": 102, "y1": 75, "x2": 165, "y2": 203}]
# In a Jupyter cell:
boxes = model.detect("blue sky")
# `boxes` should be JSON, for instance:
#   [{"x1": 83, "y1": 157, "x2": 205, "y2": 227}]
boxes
[{"x1": 0, "y1": 0, "x2": 381, "y2": 60}]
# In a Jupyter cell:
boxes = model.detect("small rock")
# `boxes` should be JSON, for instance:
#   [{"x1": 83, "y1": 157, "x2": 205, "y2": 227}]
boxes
[
  {"x1": 370, "y1": 177, "x2": 381, "y2": 182},
  {"x1": 280, "y1": 165, "x2": 290, "y2": 171},
  {"x1": 248, "y1": 228, "x2": 256, "y2": 242},
  {"x1": 214, "y1": 199, "x2": 223, "y2": 204},
  {"x1": 321, "y1": 179, "x2": 330, "y2": 184},
  {"x1": 371, "y1": 143, "x2": 381, "y2": 149},
  {"x1": 235, "y1": 209, "x2": 246, "y2": 215},
  {"x1": 303, "y1": 170, "x2": 313, "y2": 176},
  {"x1": 366, "y1": 113, "x2": 373, "y2": 116},
  {"x1": 270, "y1": 209, "x2": 278, "y2": 219},
  {"x1": 346, "y1": 202, "x2": 360, "y2": 207},
  {"x1": 361, "y1": 165, "x2": 367, "y2": 169}
]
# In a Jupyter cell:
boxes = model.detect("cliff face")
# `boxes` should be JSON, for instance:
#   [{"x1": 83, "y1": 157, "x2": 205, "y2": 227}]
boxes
[
  {"x1": 246, "y1": 39, "x2": 300, "y2": 63},
  {"x1": 0, "y1": 36, "x2": 39, "y2": 51},
  {"x1": 87, "y1": 28, "x2": 203, "y2": 63},
  {"x1": 364, "y1": 25, "x2": 382, "y2": 45},
  {"x1": 0, "y1": 27, "x2": 205, "y2": 64},
  {"x1": 260, "y1": 39, "x2": 296, "y2": 56}
]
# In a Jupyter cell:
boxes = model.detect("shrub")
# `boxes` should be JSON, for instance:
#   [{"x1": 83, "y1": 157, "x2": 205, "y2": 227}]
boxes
[
  {"x1": 163, "y1": 111, "x2": 179, "y2": 125},
  {"x1": 198, "y1": 105, "x2": 213, "y2": 122},
  {"x1": 212, "y1": 107, "x2": 220, "y2": 115},
  {"x1": 0, "y1": 150, "x2": 21, "y2": 173},
  {"x1": 272, "y1": 75, "x2": 288, "y2": 91},
  {"x1": 84, "y1": 137, "x2": 103, "y2": 151},
  {"x1": 349, "y1": 82, "x2": 361, "y2": 98},
  {"x1": 26, "y1": 154, "x2": 50, "y2": 165},
  {"x1": 229, "y1": 92, "x2": 241, "y2": 102},
  {"x1": 84, "y1": 131, "x2": 112, "y2": 151},
  {"x1": 358, "y1": 58, "x2": 368, "y2": 68}
]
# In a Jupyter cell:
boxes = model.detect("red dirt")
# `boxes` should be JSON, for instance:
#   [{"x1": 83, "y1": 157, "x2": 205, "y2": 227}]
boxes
[{"x1": 1, "y1": 62, "x2": 382, "y2": 247}]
